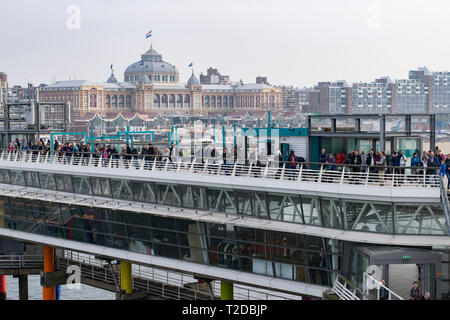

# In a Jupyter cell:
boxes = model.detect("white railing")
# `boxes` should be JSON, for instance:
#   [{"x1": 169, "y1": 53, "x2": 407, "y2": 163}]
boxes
[
  {"x1": 61, "y1": 250, "x2": 299, "y2": 300},
  {"x1": 0, "y1": 150, "x2": 441, "y2": 189},
  {"x1": 362, "y1": 272, "x2": 404, "y2": 300},
  {"x1": 332, "y1": 274, "x2": 363, "y2": 300}
]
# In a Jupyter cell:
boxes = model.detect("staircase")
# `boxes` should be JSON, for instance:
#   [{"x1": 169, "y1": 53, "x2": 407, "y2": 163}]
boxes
[{"x1": 331, "y1": 274, "x2": 364, "y2": 300}]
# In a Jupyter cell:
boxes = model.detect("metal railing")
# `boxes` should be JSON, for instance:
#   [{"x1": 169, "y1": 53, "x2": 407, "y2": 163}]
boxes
[
  {"x1": 59, "y1": 250, "x2": 299, "y2": 300},
  {"x1": 332, "y1": 274, "x2": 364, "y2": 300},
  {"x1": 362, "y1": 272, "x2": 404, "y2": 300},
  {"x1": 440, "y1": 175, "x2": 450, "y2": 232},
  {"x1": 0, "y1": 254, "x2": 44, "y2": 269},
  {"x1": 0, "y1": 150, "x2": 441, "y2": 189}
]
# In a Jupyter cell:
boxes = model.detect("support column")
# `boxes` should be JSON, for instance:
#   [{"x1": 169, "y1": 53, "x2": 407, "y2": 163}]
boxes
[
  {"x1": 0, "y1": 275, "x2": 6, "y2": 300},
  {"x1": 120, "y1": 261, "x2": 132, "y2": 294},
  {"x1": 43, "y1": 246, "x2": 56, "y2": 300},
  {"x1": 18, "y1": 275, "x2": 28, "y2": 300},
  {"x1": 220, "y1": 281, "x2": 233, "y2": 300}
]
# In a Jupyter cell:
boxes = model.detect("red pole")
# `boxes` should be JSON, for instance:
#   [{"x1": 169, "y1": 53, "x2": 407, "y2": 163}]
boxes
[{"x1": 0, "y1": 275, "x2": 6, "y2": 300}]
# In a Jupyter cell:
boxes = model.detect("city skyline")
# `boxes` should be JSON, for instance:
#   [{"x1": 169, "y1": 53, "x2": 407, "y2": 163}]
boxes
[{"x1": 2, "y1": 0, "x2": 450, "y2": 88}]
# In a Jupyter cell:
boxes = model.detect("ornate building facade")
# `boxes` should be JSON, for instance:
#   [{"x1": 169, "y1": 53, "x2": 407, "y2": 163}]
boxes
[{"x1": 39, "y1": 46, "x2": 282, "y2": 118}]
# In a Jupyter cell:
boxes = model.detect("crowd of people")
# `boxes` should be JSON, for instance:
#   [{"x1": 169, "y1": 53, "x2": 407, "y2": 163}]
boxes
[
  {"x1": 5, "y1": 138, "x2": 450, "y2": 186},
  {"x1": 319, "y1": 146, "x2": 450, "y2": 187}
]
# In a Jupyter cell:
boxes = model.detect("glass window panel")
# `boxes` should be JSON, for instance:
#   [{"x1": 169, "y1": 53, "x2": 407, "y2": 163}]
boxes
[
  {"x1": 0, "y1": 169, "x2": 10, "y2": 184},
  {"x1": 236, "y1": 191, "x2": 252, "y2": 215},
  {"x1": 39, "y1": 173, "x2": 56, "y2": 190},
  {"x1": 132, "y1": 182, "x2": 156, "y2": 203},
  {"x1": 24, "y1": 171, "x2": 39, "y2": 188},
  {"x1": 321, "y1": 198, "x2": 343, "y2": 229},
  {"x1": 54, "y1": 174, "x2": 66, "y2": 191},
  {"x1": 180, "y1": 185, "x2": 205, "y2": 209},
  {"x1": 206, "y1": 188, "x2": 236, "y2": 214},
  {"x1": 91, "y1": 177, "x2": 103, "y2": 196},
  {"x1": 342, "y1": 201, "x2": 393, "y2": 233},
  {"x1": 394, "y1": 204, "x2": 447, "y2": 235},
  {"x1": 251, "y1": 192, "x2": 268, "y2": 218},
  {"x1": 111, "y1": 179, "x2": 133, "y2": 201},
  {"x1": 100, "y1": 178, "x2": 111, "y2": 197},
  {"x1": 156, "y1": 184, "x2": 182, "y2": 206},
  {"x1": 72, "y1": 176, "x2": 92, "y2": 194},
  {"x1": 301, "y1": 196, "x2": 322, "y2": 226},
  {"x1": 9, "y1": 170, "x2": 25, "y2": 186}
]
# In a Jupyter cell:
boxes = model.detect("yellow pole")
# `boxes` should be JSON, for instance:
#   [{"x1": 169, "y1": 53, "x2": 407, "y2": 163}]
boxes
[
  {"x1": 220, "y1": 281, "x2": 233, "y2": 300},
  {"x1": 120, "y1": 261, "x2": 132, "y2": 294}
]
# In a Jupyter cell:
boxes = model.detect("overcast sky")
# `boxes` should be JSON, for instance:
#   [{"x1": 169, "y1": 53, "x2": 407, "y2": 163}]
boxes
[{"x1": 1, "y1": 0, "x2": 450, "y2": 87}]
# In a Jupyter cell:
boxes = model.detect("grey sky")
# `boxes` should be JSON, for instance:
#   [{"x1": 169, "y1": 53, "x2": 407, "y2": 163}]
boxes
[{"x1": 1, "y1": 0, "x2": 449, "y2": 87}]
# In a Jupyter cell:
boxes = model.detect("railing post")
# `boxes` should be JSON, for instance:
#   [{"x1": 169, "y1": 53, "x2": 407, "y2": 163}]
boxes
[
  {"x1": 232, "y1": 162, "x2": 237, "y2": 176},
  {"x1": 318, "y1": 164, "x2": 323, "y2": 183},
  {"x1": 164, "y1": 158, "x2": 170, "y2": 171},
  {"x1": 88, "y1": 154, "x2": 93, "y2": 166},
  {"x1": 340, "y1": 166, "x2": 345, "y2": 184},
  {"x1": 190, "y1": 158, "x2": 196, "y2": 173},
  {"x1": 263, "y1": 162, "x2": 269, "y2": 178},
  {"x1": 365, "y1": 168, "x2": 370, "y2": 186},
  {"x1": 297, "y1": 163, "x2": 303, "y2": 181},
  {"x1": 247, "y1": 161, "x2": 253, "y2": 177},
  {"x1": 177, "y1": 160, "x2": 181, "y2": 173},
  {"x1": 202, "y1": 159, "x2": 209, "y2": 174},
  {"x1": 152, "y1": 158, "x2": 157, "y2": 171},
  {"x1": 280, "y1": 163, "x2": 285, "y2": 180}
]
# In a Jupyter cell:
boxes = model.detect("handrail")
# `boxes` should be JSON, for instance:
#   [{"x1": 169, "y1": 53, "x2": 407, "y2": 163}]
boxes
[
  {"x1": 439, "y1": 175, "x2": 450, "y2": 233},
  {"x1": 362, "y1": 272, "x2": 404, "y2": 300},
  {"x1": 332, "y1": 274, "x2": 364, "y2": 300},
  {"x1": 0, "y1": 150, "x2": 442, "y2": 189}
]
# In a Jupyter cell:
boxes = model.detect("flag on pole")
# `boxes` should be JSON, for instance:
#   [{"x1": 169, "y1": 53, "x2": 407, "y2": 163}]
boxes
[
  {"x1": 188, "y1": 62, "x2": 193, "y2": 67},
  {"x1": 146, "y1": 30, "x2": 152, "y2": 39}
]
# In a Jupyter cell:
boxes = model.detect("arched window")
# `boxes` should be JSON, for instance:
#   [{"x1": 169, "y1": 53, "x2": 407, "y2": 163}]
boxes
[
  {"x1": 169, "y1": 94, "x2": 175, "y2": 108},
  {"x1": 112, "y1": 95, "x2": 117, "y2": 108},
  {"x1": 154, "y1": 94, "x2": 160, "y2": 108},
  {"x1": 229, "y1": 96, "x2": 234, "y2": 108},
  {"x1": 217, "y1": 96, "x2": 222, "y2": 108},
  {"x1": 106, "y1": 95, "x2": 110, "y2": 108},
  {"x1": 126, "y1": 95, "x2": 131, "y2": 108},
  {"x1": 119, "y1": 95, "x2": 124, "y2": 108},
  {"x1": 256, "y1": 96, "x2": 260, "y2": 107},
  {"x1": 176, "y1": 94, "x2": 183, "y2": 108},
  {"x1": 184, "y1": 94, "x2": 190, "y2": 108},
  {"x1": 211, "y1": 96, "x2": 216, "y2": 108},
  {"x1": 223, "y1": 96, "x2": 228, "y2": 108},
  {"x1": 205, "y1": 95, "x2": 210, "y2": 108},
  {"x1": 162, "y1": 94, "x2": 168, "y2": 108},
  {"x1": 245, "y1": 96, "x2": 249, "y2": 107},
  {"x1": 90, "y1": 93, "x2": 97, "y2": 108},
  {"x1": 250, "y1": 96, "x2": 254, "y2": 107}
]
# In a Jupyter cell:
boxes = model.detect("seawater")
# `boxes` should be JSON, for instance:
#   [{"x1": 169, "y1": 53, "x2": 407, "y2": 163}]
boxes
[{"x1": 5, "y1": 275, "x2": 115, "y2": 300}]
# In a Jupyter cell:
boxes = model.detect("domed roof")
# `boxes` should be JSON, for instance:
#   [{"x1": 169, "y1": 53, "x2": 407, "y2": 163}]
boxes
[
  {"x1": 107, "y1": 74, "x2": 118, "y2": 83},
  {"x1": 124, "y1": 45, "x2": 178, "y2": 75},
  {"x1": 187, "y1": 72, "x2": 199, "y2": 86}
]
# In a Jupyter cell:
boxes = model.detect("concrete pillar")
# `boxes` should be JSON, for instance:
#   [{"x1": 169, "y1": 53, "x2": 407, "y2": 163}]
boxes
[
  {"x1": 220, "y1": 281, "x2": 233, "y2": 300},
  {"x1": 18, "y1": 275, "x2": 28, "y2": 300},
  {"x1": 0, "y1": 275, "x2": 6, "y2": 300},
  {"x1": 120, "y1": 261, "x2": 132, "y2": 294},
  {"x1": 43, "y1": 246, "x2": 56, "y2": 300}
]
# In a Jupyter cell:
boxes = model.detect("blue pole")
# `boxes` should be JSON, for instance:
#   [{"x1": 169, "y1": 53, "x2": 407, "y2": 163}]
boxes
[
  {"x1": 213, "y1": 126, "x2": 216, "y2": 142},
  {"x1": 176, "y1": 127, "x2": 178, "y2": 146},
  {"x1": 56, "y1": 285, "x2": 60, "y2": 300},
  {"x1": 233, "y1": 123, "x2": 236, "y2": 147},
  {"x1": 90, "y1": 127, "x2": 94, "y2": 152}
]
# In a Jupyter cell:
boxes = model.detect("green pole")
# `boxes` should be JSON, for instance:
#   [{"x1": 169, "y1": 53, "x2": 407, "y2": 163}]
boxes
[
  {"x1": 213, "y1": 126, "x2": 216, "y2": 142},
  {"x1": 90, "y1": 127, "x2": 94, "y2": 152},
  {"x1": 233, "y1": 123, "x2": 236, "y2": 147},
  {"x1": 222, "y1": 126, "x2": 226, "y2": 150},
  {"x1": 126, "y1": 126, "x2": 130, "y2": 145}
]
